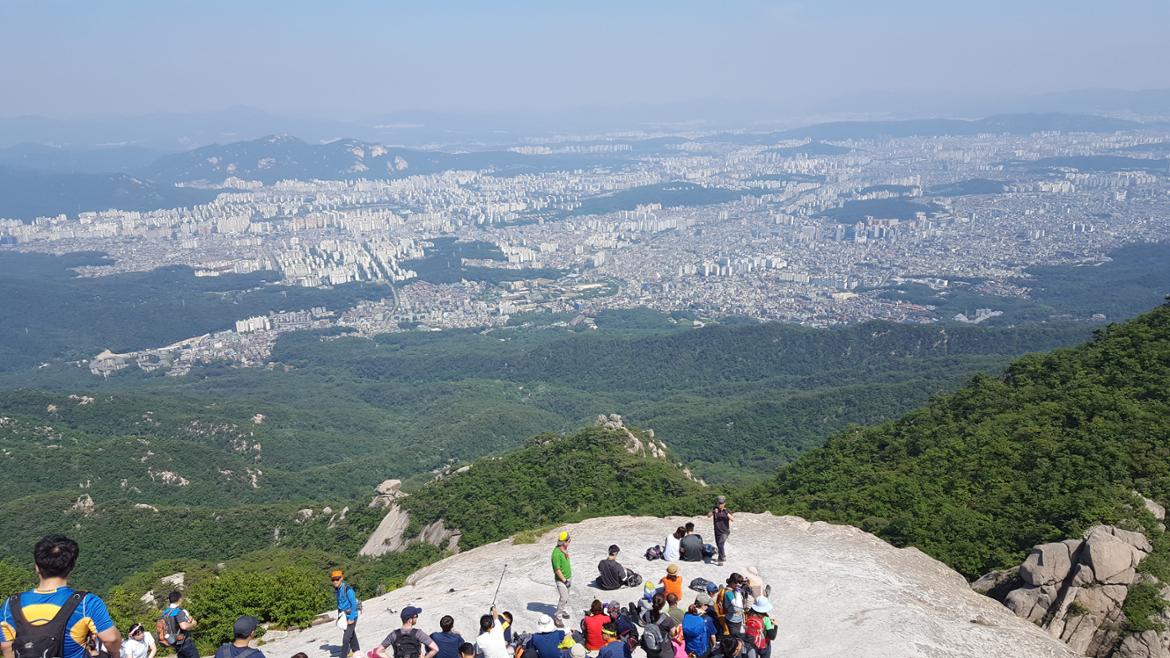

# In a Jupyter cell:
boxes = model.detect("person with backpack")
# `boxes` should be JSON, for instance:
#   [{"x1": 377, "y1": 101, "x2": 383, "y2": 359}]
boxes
[
  {"x1": 596, "y1": 545, "x2": 626, "y2": 591},
  {"x1": 212, "y1": 616, "x2": 265, "y2": 658},
  {"x1": 551, "y1": 532, "x2": 573, "y2": 622},
  {"x1": 681, "y1": 596, "x2": 716, "y2": 658},
  {"x1": 333, "y1": 570, "x2": 361, "y2": 658},
  {"x1": 475, "y1": 608, "x2": 510, "y2": 658},
  {"x1": 377, "y1": 606, "x2": 438, "y2": 658},
  {"x1": 160, "y1": 591, "x2": 197, "y2": 658},
  {"x1": 707, "y1": 497, "x2": 734, "y2": 566},
  {"x1": 120, "y1": 624, "x2": 156, "y2": 658},
  {"x1": 711, "y1": 636, "x2": 743, "y2": 658},
  {"x1": 741, "y1": 598, "x2": 775, "y2": 658},
  {"x1": 720, "y1": 576, "x2": 745, "y2": 639},
  {"x1": 639, "y1": 598, "x2": 676, "y2": 658},
  {"x1": 430, "y1": 615, "x2": 463, "y2": 658},
  {"x1": 0, "y1": 535, "x2": 121, "y2": 658}
]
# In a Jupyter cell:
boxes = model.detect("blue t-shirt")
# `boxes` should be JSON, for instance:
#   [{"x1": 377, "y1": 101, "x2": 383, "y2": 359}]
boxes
[
  {"x1": 682, "y1": 613, "x2": 715, "y2": 656},
  {"x1": 597, "y1": 640, "x2": 626, "y2": 658},
  {"x1": 431, "y1": 631, "x2": 464, "y2": 658},
  {"x1": 0, "y1": 587, "x2": 115, "y2": 658},
  {"x1": 525, "y1": 631, "x2": 564, "y2": 658}
]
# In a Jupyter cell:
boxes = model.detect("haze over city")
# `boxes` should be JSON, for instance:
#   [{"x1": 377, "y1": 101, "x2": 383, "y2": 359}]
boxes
[{"x1": 2, "y1": 0, "x2": 1169, "y2": 121}]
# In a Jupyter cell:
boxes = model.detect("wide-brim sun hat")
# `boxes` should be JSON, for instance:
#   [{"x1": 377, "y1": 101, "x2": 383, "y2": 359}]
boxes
[
  {"x1": 751, "y1": 596, "x2": 773, "y2": 614},
  {"x1": 666, "y1": 564, "x2": 679, "y2": 575},
  {"x1": 537, "y1": 614, "x2": 556, "y2": 633}
]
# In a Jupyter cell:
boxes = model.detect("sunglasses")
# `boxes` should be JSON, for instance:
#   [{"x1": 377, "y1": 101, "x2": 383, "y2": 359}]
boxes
[{"x1": 331, "y1": 577, "x2": 342, "y2": 582}]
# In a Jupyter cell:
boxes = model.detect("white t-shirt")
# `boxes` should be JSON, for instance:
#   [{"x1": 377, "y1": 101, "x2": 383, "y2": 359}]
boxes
[
  {"x1": 663, "y1": 534, "x2": 681, "y2": 562},
  {"x1": 476, "y1": 621, "x2": 509, "y2": 658},
  {"x1": 122, "y1": 633, "x2": 156, "y2": 658}
]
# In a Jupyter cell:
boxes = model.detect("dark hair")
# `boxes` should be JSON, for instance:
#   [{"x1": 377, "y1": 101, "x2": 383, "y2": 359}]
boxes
[
  {"x1": 666, "y1": 593, "x2": 678, "y2": 606},
  {"x1": 652, "y1": 594, "x2": 666, "y2": 612},
  {"x1": 684, "y1": 522, "x2": 694, "y2": 532},
  {"x1": 502, "y1": 611, "x2": 513, "y2": 623},
  {"x1": 459, "y1": 644, "x2": 475, "y2": 657},
  {"x1": 440, "y1": 615, "x2": 454, "y2": 633},
  {"x1": 168, "y1": 591, "x2": 183, "y2": 604},
  {"x1": 292, "y1": 653, "x2": 309, "y2": 658},
  {"x1": 34, "y1": 535, "x2": 79, "y2": 579},
  {"x1": 673, "y1": 527, "x2": 686, "y2": 540},
  {"x1": 479, "y1": 614, "x2": 494, "y2": 634},
  {"x1": 719, "y1": 637, "x2": 740, "y2": 658},
  {"x1": 128, "y1": 624, "x2": 145, "y2": 636},
  {"x1": 590, "y1": 600, "x2": 604, "y2": 615}
]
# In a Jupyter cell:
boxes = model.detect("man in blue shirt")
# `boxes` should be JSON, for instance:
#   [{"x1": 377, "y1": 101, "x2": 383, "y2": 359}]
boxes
[
  {"x1": 332, "y1": 570, "x2": 360, "y2": 658},
  {"x1": 0, "y1": 535, "x2": 121, "y2": 658}
]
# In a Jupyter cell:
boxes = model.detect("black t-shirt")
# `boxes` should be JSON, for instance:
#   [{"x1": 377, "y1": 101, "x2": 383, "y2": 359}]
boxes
[
  {"x1": 712, "y1": 507, "x2": 731, "y2": 535},
  {"x1": 213, "y1": 645, "x2": 265, "y2": 658},
  {"x1": 597, "y1": 558, "x2": 626, "y2": 590},
  {"x1": 679, "y1": 534, "x2": 704, "y2": 561}
]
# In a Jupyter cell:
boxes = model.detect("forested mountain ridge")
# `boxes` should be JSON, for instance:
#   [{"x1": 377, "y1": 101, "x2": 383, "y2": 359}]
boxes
[{"x1": 750, "y1": 299, "x2": 1170, "y2": 579}]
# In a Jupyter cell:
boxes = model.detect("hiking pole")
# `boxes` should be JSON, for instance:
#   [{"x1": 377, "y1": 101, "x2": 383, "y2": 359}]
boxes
[{"x1": 492, "y1": 564, "x2": 508, "y2": 608}]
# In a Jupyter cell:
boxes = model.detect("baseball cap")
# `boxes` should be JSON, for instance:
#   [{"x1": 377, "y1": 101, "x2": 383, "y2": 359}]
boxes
[
  {"x1": 716, "y1": 495, "x2": 727, "y2": 504},
  {"x1": 695, "y1": 594, "x2": 714, "y2": 607},
  {"x1": 401, "y1": 606, "x2": 423, "y2": 621},
  {"x1": 569, "y1": 645, "x2": 587, "y2": 658},
  {"x1": 331, "y1": 569, "x2": 344, "y2": 579},
  {"x1": 558, "y1": 531, "x2": 570, "y2": 542},
  {"x1": 233, "y1": 616, "x2": 258, "y2": 638}
]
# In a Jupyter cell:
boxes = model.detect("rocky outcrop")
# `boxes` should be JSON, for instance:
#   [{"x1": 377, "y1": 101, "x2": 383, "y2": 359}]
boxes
[
  {"x1": 265, "y1": 513, "x2": 1076, "y2": 658},
  {"x1": 360, "y1": 481, "x2": 461, "y2": 558},
  {"x1": 978, "y1": 524, "x2": 1166, "y2": 657},
  {"x1": 594, "y1": 415, "x2": 707, "y2": 486}
]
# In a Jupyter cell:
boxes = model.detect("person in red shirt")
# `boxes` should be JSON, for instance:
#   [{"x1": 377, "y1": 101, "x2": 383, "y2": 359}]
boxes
[{"x1": 581, "y1": 600, "x2": 612, "y2": 651}]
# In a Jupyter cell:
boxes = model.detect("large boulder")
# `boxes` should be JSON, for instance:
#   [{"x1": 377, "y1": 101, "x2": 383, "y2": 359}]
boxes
[
  {"x1": 1084, "y1": 527, "x2": 1145, "y2": 583},
  {"x1": 1021, "y1": 542, "x2": 1077, "y2": 586}
]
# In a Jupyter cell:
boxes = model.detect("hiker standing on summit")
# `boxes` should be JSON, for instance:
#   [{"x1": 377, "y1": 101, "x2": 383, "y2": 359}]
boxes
[
  {"x1": 551, "y1": 532, "x2": 573, "y2": 621},
  {"x1": 708, "y1": 496, "x2": 734, "y2": 566},
  {"x1": 333, "y1": 570, "x2": 360, "y2": 658}
]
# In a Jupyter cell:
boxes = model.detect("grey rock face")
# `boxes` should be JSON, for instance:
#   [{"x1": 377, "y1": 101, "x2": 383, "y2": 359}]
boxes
[{"x1": 265, "y1": 514, "x2": 1078, "y2": 658}]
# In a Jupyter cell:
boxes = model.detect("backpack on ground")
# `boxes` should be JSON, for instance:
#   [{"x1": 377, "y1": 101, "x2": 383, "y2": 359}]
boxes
[
  {"x1": 390, "y1": 630, "x2": 423, "y2": 658},
  {"x1": 703, "y1": 544, "x2": 716, "y2": 559},
  {"x1": 640, "y1": 621, "x2": 664, "y2": 654},
  {"x1": 156, "y1": 607, "x2": 184, "y2": 647},
  {"x1": 623, "y1": 569, "x2": 642, "y2": 588},
  {"x1": 689, "y1": 577, "x2": 713, "y2": 593},
  {"x1": 644, "y1": 545, "x2": 663, "y2": 561},
  {"x1": 8, "y1": 590, "x2": 86, "y2": 658}
]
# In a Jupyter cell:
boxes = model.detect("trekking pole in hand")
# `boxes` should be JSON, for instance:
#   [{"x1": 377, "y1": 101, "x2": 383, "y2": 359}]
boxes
[{"x1": 492, "y1": 564, "x2": 508, "y2": 607}]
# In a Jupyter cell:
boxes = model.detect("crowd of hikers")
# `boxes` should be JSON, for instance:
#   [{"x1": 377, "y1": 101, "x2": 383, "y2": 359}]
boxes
[{"x1": 0, "y1": 498, "x2": 770, "y2": 658}]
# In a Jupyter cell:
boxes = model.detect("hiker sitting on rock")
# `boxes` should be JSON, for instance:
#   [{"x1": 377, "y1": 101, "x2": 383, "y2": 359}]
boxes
[
  {"x1": 679, "y1": 524, "x2": 704, "y2": 563},
  {"x1": 597, "y1": 545, "x2": 627, "y2": 591}
]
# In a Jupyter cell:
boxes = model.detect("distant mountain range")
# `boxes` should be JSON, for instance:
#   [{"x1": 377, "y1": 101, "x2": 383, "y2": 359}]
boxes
[{"x1": 0, "y1": 112, "x2": 1165, "y2": 220}]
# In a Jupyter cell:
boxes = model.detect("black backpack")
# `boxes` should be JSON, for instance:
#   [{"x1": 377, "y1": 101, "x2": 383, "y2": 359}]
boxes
[
  {"x1": 624, "y1": 569, "x2": 642, "y2": 588},
  {"x1": 391, "y1": 630, "x2": 423, "y2": 658},
  {"x1": 214, "y1": 644, "x2": 258, "y2": 658},
  {"x1": 8, "y1": 590, "x2": 87, "y2": 658},
  {"x1": 689, "y1": 578, "x2": 713, "y2": 593}
]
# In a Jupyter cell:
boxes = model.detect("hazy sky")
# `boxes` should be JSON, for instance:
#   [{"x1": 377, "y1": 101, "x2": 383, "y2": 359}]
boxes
[{"x1": 2, "y1": 0, "x2": 1169, "y2": 119}]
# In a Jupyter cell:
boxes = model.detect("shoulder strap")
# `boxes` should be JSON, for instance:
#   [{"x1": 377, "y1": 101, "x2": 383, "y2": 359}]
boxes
[
  {"x1": 236, "y1": 648, "x2": 258, "y2": 658},
  {"x1": 10, "y1": 591, "x2": 87, "y2": 633}
]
